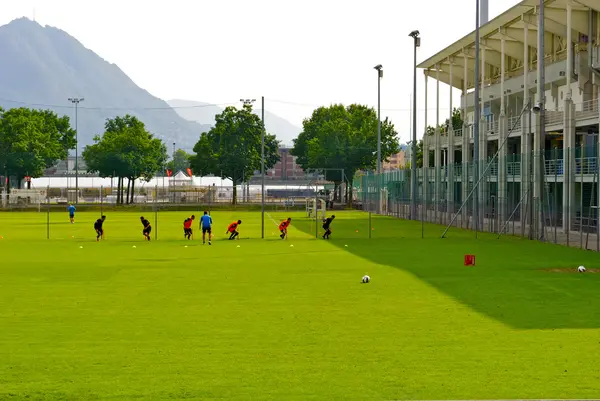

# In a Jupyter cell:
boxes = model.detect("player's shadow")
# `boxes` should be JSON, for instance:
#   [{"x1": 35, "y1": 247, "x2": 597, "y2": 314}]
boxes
[{"x1": 294, "y1": 216, "x2": 600, "y2": 330}]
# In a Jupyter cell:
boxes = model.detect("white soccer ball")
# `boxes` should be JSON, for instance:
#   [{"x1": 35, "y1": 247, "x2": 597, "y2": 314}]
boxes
[
  {"x1": 362, "y1": 275, "x2": 370, "y2": 284},
  {"x1": 578, "y1": 265, "x2": 586, "y2": 273}
]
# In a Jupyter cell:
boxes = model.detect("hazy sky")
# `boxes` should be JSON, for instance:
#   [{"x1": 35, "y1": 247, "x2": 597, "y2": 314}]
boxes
[{"x1": 0, "y1": 0, "x2": 518, "y2": 143}]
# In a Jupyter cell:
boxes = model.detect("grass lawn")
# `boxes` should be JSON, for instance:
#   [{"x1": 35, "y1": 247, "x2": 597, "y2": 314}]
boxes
[{"x1": 1, "y1": 209, "x2": 600, "y2": 400}]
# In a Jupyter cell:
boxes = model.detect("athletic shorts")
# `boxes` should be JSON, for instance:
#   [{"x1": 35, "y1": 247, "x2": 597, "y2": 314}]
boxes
[
  {"x1": 143, "y1": 227, "x2": 152, "y2": 234},
  {"x1": 184, "y1": 228, "x2": 192, "y2": 234},
  {"x1": 202, "y1": 227, "x2": 212, "y2": 234},
  {"x1": 69, "y1": 214, "x2": 74, "y2": 218},
  {"x1": 96, "y1": 228, "x2": 103, "y2": 235}
]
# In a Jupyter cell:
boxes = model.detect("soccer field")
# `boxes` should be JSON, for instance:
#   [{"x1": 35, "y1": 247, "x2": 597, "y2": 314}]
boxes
[{"x1": 1, "y1": 210, "x2": 600, "y2": 400}]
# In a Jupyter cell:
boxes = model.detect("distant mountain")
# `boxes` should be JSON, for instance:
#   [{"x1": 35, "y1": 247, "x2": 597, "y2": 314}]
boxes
[
  {"x1": 0, "y1": 18, "x2": 210, "y2": 151},
  {"x1": 168, "y1": 99, "x2": 301, "y2": 147}
]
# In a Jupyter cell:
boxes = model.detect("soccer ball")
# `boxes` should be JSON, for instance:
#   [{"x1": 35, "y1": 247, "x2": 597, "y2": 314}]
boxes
[
  {"x1": 578, "y1": 266, "x2": 586, "y2": 273},
  {"x1": 362, "y1": 275, "x2": 370, "y2": 284}
]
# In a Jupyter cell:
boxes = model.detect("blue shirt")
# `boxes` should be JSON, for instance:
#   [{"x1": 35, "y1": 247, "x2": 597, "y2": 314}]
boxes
[
  {"x1": 68, "y1": 205, "x2": 76, "y2": 215},
  {"x1": 200, "y1": 215, "x2": 212, "y2": 228}
]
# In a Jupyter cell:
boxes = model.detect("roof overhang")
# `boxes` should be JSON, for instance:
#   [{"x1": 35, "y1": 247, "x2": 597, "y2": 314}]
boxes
[{"x1": 417, "y1": 0, "x2": 599, "y2": 90}]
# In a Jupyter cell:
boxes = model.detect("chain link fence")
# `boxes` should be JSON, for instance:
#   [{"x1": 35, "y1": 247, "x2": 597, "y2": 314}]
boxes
[{"x1": 353, "y1": 145, "x2": 600, "y2": 250}]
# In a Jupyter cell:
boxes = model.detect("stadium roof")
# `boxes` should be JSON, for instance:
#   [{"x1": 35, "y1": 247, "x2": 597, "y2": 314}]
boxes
[{"x1": 417, "y1": 0, "x2": 599, "y2": 90}]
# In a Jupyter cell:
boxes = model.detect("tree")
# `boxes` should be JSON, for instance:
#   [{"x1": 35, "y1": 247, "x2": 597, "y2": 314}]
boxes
[
  {"x1": 419, "y1": 108, "x2": 463, "y2": 168},
  {"x1": 408, "y1": 139, "x2": 424, "y2": 169},
  {"x1": 291, "y1": 104, "x2": 399, "y2": 204},
  {"x1": 0, "y1": 107, "x2": 76, "y2": 189},
  {"x1": 189, "y1": 104, "x2": 280, "y2": 204},
  {"x1": 83, "y1": 115, "x2": 167, "y2": 204},
  {"x1": 445, "y1": 107, "x2": 464, "y2": 132},
  {"x1": 166, "y1": 149, "x2": 192, "y2": 173}
]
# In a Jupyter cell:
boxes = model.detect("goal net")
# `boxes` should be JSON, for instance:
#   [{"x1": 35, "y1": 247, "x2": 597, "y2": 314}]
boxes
[
  {"x1": 306, "y1": 198, "x2": 326, "y2": 219},
  {"x1": 8, "y1": 188, "x2": 47, "y2": 211}
]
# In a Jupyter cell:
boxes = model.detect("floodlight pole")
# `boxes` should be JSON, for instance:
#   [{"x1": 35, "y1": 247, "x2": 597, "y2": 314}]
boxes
[
  {"x1": 261, "y1": 96, "x2": 265, "y2": 239},
  {"x1": 409, "y1": 30, "x2": 420, "y2": 220},
  {"x1": 68, "y1": 97, "x2": 84, "y2": 204},
  {"x1": 240, "y1": 98, "x2": 256, "y2": 203},
  {"x1": 374, "y1": 64, "x2": 383, "y2": 214},
  {"x1": 473, "y1": 0, "x2": 481, "y2": 236},
  {"x1": 536, "y1": 0, "x2": 546, "y2": 240}
]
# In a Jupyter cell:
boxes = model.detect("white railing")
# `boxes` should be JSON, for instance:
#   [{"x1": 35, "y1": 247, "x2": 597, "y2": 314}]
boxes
[
  {"x1": 484, "y1": 161, "x2": 498, "y2": 176},
  {"x1": 454, "y1": 164, "x2": 462, "y2": 177},
  {"x1": 508, "y1": 116, "x2": 521, "y2": 132},
  {"x1": 575, "y1": 99, "x2": 598, "y2": 121},
  {"x1": 454, "y1": 128, "x2": 462, "y2": 137},
  {"x1": 485, "y1": 118, "x2": 494, "y2": 134},
  {"x1": 545, "y1": 110, "x2": 564, "y2": 126},
  {"x1": 507, "y1": 162, "x2": 520, "y2": 176},
  {"x1": 575, "y1": 157, "x2": 597, "y2": 175},
  {"x1": 440, "y1": 135, "x2": 448, "y2": 146},
  {"x1": 545, "y1": 159, "x2": 564, "y2": 176}
]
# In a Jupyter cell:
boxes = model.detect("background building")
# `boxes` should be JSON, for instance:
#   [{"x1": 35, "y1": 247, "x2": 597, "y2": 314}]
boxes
[{"x1": 382, "y1": 150, "x2": 407, "y2": 171}]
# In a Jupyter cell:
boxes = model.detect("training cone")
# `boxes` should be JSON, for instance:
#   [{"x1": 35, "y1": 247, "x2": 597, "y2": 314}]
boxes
[
  {"x1": 133, "y1": 246, "x2": 137, "y2": 248},
  {"x1": 355, "y1": 230, "x2": 359, "y2": 233},
  {"x1": 464, "y1": 254, "x2": 476, "y2": 266}
]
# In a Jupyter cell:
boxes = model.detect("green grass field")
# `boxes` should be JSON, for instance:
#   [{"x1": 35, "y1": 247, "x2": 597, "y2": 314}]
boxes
[{"x1": 1, "y1": 209, "x2": 600, "y2": 400}]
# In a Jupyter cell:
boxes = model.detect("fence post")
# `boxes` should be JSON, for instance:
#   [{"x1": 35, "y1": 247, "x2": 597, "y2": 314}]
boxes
[
  {"x1": 563, "y1": 148, "x2": 576, "y2": 246},
  {"x1": 580, "y1": 145, "x2": 584, "y2": 249},
  {"x1": 155, "y1": 184, "x2": 158, "y2": 241},
  {"x1": 47, "y1": 185, "x2": 50, "y2": 240}
]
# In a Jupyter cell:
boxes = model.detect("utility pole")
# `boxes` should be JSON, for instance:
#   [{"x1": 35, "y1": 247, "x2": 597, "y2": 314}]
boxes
[{"x1": 68, "y1": 97, "x2": 84, "y2": 204}]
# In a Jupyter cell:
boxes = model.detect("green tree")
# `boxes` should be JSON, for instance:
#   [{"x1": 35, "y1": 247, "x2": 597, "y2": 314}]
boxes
[
  {"x1": 291, "y1": 104, "x2": 399, "y2": 204},
  {"x1": 83, "y1": 115, "x2": 167, "y2": 204},
  {"x1": 445, "y1": 107, "x2": 464, "y2": 131},
  {"x1": 419, "y1": 108, "x2": 463, "y2": 168},
  {"x1": 166, "y1": 149, "x2": 192, "y2": 173},
  {"x1": 189, "y1": 104, "x2": 280, "y2": 204},
  {"x1": 0, "y1": 107, "x2": 76, "y2": 189},
  {"x1": 406, "y1": 139, "x2": 424, "y2": 169}
]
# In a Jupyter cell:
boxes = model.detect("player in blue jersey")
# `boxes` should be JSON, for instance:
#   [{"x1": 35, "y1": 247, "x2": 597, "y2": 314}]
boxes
[
  {"x1": 199, "y1": 211, "x2": 213, "y2": 245},
  {"x1": 68, "y1": 204, "x2": 76, "y2": 223}
]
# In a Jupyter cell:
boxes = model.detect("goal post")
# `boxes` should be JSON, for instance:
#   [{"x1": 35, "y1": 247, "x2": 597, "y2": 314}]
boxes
[{"x1": 8, "y1": 188, "x2": 47, "y2": 212}]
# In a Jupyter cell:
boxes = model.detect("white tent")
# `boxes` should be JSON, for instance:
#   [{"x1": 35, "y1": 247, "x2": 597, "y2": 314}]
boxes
[{"x1": 170, "y1": 171, "x2": 192, "y2": 187}]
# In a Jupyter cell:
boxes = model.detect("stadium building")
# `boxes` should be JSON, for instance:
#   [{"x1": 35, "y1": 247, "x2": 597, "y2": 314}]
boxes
[{"x1": 417, "y1": 0, "x2": 600, "y2": 234}]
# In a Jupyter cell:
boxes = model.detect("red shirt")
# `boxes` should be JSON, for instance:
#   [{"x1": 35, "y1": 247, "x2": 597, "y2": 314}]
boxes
[
  {"x1": 279, "y1": 220, "x2": 290, "y2": 230},
  {"x1": 228, "y1": 222, "x2": 238, "y2": 232}
]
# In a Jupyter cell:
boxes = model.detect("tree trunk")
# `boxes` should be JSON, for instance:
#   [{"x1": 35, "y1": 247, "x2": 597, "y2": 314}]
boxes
[
  {"x1": 232, "y1": 183, "x2": 237, "y2": 205},
  {"x1": 119, "y1": 177, "x2": 123, "y2": 205},
  {"x1": 116, "y1": 177, "x2": 121, "y2": 204},
  {"x1": 27, "y1": 180, "x2": 31, "y2": 189},
  {"x1": 130, "y1": 178, "x2": 135, "y2": 204},
  {"x1": 126, "y1": 178, "x2": 131, "y2": 205},
  {"x1": 346, "y1": 174, "x2": 354, "y2": 207}
]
